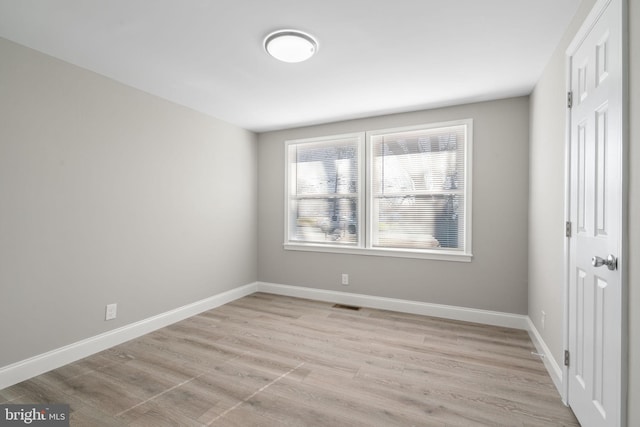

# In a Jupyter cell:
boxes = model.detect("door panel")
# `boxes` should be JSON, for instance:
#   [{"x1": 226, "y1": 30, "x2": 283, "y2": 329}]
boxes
[{"x1": 567, "y1": 0, "x2": 623, "y2": 426}]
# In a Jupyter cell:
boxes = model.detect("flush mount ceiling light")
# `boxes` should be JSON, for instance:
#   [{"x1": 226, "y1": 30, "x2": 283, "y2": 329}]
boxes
[{"x1": 264, "y1": 29, "x2": 318, "y2": 63}]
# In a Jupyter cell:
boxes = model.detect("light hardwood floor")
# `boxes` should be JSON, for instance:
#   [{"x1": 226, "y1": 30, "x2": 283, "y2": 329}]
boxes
[{"x1": 0, "y1": 293, "x2": 579, "y2": 426}]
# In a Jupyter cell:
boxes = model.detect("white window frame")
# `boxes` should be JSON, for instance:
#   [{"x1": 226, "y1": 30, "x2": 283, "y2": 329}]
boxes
[
  {"x1": 284, "y1": 132, "x2": 365, "y2": 250},
  {"x1": 284, "y1": 119, "x2": 473, "y2": 262}
]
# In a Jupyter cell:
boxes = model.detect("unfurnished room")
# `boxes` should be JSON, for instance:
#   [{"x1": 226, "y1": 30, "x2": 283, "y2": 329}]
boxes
[{"x1": 0, "y1": 1, "x2": 639, "y2": 426}]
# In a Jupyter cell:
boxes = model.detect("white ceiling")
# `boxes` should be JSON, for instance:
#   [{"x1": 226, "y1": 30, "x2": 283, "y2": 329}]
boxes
[{"x1": 0, "y1": 0, "x2": 581, "y2": 132}]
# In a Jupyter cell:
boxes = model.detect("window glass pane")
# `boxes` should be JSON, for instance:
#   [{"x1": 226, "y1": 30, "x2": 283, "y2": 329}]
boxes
[
  {"x1": 372, "y1": 194, "x2": 463, "y2": 249},
  {"x1": 287, "y1": 136, "x2": 360, "y2": 245},
  {"x1": 371, "y1": 124, "x2": 466, "y2": 251},
  {"x1": 290, "y1": 197, "x2": 359, "y2": 244}
]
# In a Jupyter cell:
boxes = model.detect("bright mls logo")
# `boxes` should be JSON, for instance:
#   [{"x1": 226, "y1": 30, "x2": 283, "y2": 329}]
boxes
[{"x1": 0, "y1": 405, "x2": 69, "y2": 426}]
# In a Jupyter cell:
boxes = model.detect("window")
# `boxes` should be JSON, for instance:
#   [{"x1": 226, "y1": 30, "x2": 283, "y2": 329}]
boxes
[
  {"x1": 286, "y1": 133, "x2": 364, "y2": 246},
  {"x1": 285, "y1": 119, "x2": 472, "y2": 261}
]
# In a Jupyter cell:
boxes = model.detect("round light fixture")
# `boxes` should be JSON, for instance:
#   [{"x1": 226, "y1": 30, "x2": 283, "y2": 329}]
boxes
[{"x1": 264, "y1": 29, "x2": 318, "y2": 63}]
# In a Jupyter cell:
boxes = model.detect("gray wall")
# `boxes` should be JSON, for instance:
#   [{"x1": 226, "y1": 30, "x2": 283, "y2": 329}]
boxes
[
  {"x1": 528, "y1": 0, "x2": 597, "y2": 370},
  {"x1": 529, "y1": 0, "x2": 639, "y2": 423},
  {"x1": 627, "y1": 0, "x2": 639, "y2": 423},
  {"x1": 258, "y1": 97, "x2": 530, "y2": 315},
  {"x1": 0, "y1": 38, "x2": 258, "y2": 368}
]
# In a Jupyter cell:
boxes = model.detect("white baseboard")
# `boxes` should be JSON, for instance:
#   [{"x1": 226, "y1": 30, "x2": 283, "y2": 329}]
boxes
[
  {"x1": 0, "y1": 282, "x2": 258, "y2": 390},
  {"x1": 257, "y1": 282, "x2": 529, "y2": 330},
  {"x1": 526, "y1": 317, "x2": 564, "y2": 395},
  {"x1": 2, "y1": 280, "x2": 563, "y2": 399}
]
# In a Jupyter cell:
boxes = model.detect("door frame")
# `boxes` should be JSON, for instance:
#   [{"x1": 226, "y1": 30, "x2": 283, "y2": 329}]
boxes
[{"x1": 563, "y1": 0, "x2": 629, "y2": 423}]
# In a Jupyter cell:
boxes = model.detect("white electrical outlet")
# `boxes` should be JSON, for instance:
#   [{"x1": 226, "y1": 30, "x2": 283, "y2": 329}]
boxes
[
  {"x1": 105, "y1": 303, "x2": 118, "y2": 321},
  {"x1": 341, "y1": 273, "x2": 349, "y2": 285},
  {"x1": 541, "y1": 310, "x2": 546, "y2": 330}
]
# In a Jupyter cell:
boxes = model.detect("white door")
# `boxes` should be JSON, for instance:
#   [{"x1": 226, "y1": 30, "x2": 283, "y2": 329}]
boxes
[{"x1": 567, "y1": 0, "x2": 624, "y2": 426}]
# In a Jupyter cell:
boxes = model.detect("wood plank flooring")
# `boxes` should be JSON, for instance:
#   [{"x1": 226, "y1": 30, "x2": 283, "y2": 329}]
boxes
[{"x1": 0, "y1": 293, "x2": 579, "y2": 426}]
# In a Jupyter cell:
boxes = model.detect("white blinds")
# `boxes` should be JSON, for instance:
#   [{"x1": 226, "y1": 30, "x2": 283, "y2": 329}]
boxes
[
  {"x1": 287, "y1": 134, "x2": 361, "y2": 245},
  {"x1": 370, "y1": 124, "x2": 467, "y2": 250}
]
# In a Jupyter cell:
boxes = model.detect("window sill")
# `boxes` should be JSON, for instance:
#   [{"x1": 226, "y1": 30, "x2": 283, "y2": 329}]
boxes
[{"x1": 283, "y1": 243, "x2": 472, "y2": 262}]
